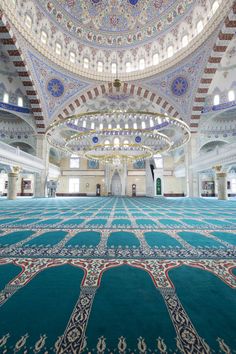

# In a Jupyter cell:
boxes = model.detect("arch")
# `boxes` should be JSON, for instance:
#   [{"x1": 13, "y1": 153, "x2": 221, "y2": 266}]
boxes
[
  {"x1": 56, "y1": 82, "x2": 180, "y2": 121},
  {"x1": 111, "y1": 171, "x2": 122, "y2": 196},
  {"x1": 0, "y1": 12, "x2": 45, "y2": 133},
  {"x1": 190, "y1": 3, "x2": 236, "y2": 133}
]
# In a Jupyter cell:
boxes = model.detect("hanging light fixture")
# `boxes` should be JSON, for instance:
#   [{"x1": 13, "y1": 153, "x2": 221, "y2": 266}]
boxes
[
  {"x1": 113, "y1": 44, "x2": 121, "y2": 89},
  {"x1": 46, "y1": 111, "x2": 191, "y2": 165}
]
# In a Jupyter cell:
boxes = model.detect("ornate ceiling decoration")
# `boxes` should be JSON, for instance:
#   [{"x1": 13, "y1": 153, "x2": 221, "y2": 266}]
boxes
[
  {"x1": 43, "y1": 0, "x2": 193, "y2": 47},
  {"x1": 46, "y1": 111, "x2": 191, "y2": 164}
]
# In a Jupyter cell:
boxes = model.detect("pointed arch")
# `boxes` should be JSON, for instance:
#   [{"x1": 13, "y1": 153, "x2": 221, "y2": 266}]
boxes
[
  {"x1": 56, "y1": 82, "x2": 181, "y2": 121},
  {"x1": 0, "y1": 12, "x2": 45, "y2": 133},
  {"x1": 190, "y1": 2, "x2": 236, "y2": 133}
]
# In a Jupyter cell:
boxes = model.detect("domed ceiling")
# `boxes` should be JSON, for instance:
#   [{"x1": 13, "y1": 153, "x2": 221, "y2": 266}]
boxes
[{"x1": 42, "y1": 0, "x2": 194, "y2": 46}]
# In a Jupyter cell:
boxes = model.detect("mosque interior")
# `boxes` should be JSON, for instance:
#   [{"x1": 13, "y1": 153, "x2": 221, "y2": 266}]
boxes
[{"x1": 0, "y1": 0, "x2": 236, "y2": 352}]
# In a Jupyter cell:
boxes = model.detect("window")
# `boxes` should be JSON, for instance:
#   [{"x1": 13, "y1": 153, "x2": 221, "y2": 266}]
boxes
[
  {"x1": 111, "y1": 62, "x2": 117, "y2": 74},
  {"x1": 133, "y1": 122, "x2": 137, "y2": 129},
  {"x1": 141, "y1": 121, "x2": 146, "y2": 129},
  {"x1": 3, "y1": 92, "x2": 9, "y2": 103},
  {"x1": 69, "y1": 51, "x2": 76, "y2": 64},
  {"x1": 124, "y1": 140, "x2": 129, "y2": 146},
  {"x1": 83, "y1": 58, "x2": 89, "y2": 69},
  {"x1": 55, "y1": 42, "x2": 62, "y2": 55},
  {"x1": 70, "y1": 154, "x2": 80, "y2": 168},
  {"x1": 182, "y1": 35, "x2": 188, "y2": 48},
  {"x1": 231, "y1": 178, "x2": 236, "y2": 193},
  {"x1": 167, "y1": 45, "x2": 174, "y2": 58},
  {"x1": 104, "y1": 140, "x2": 110, "y2": 146},
  {"x1": 212, "y1": 0, "x2": 219, "y2": 13},
  {"x1": 25, "y1": 14, "x2": 32, "y2": 29},
  {"x1": 17, "y1": 97, "x2": 23, "y2": 107},
  {"x1": 152, "y1": 53, "x2": 159, "y2": 65},
  {"x1": 114, "y1": 138, "x2": 120, "y2": 147},
  {"x1": 82, "y1": 120, "x2": 86, "y2": 128},
  {"x1": 125, "y1": 123, "x2": 129, "y2": 129},
  {"x1": 126, "y1": 62, "x2": 131, "y2": 72},
  {"x1": 91, "y1": 122, "x2": 95, "y2": 129},
  {"x1": 99, "y1": 123, "x2": 103, "y2": 130},
  {"x1": 116, "y1": 123, "x2": 120, "y2": 129},
  {"x1": 228, "y1": 90, "x2": 235, "y2": 102},
  {"x1": 69, "y1": 177, "x2": 80, "y2": 193},
  {"x1": 154, "y1": 155, "x2": 163, "y2": 168},
  {"x1": 97, "y1": 61, "x2": 103, "y2": 73},
  {"x1": 139, "y1": 58, "x2": 145, "y2": 70},
  {"x1": 40, "y1": 30, "x2": 48, "y2": 44},
  {"x1": 214, "y1": 94, "x2": 220, "y2": 105},
  {"x1": 197, "y1": 20, "x2": 203, "y2": 34},
  {"x1": 150, "y1": 119, "x2": 154, "y2": 127},
  {"x1": 108, "y1": 123, "x2": 112, "y2": 129}
]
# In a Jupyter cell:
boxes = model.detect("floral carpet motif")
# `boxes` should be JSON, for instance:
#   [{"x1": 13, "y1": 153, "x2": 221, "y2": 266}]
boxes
[{"x1": 0, "y1": 197, "x2": 235, "y2": 353}]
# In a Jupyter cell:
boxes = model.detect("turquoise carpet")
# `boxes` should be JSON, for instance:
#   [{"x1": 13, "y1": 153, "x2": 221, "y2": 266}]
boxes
[{"x1": 0, "y1": 196, "x2": 235, "y2": 353}]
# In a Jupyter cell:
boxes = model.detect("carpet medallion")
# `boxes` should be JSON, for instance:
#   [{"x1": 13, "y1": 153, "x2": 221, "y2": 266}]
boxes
[{"x1": 0, "y1": 197, "x2": 235, "y2": 353}]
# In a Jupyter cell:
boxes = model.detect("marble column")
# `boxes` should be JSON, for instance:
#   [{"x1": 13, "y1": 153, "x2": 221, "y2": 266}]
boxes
[
  {"x1": 185, "y1": 135, "x2": 199, "y2": 197},
  {"x1": 216, "y1": 171, "x2": 228, "y2": 200},
  {"x1": 7, "y1": 167, "x2": 20, "y2": 200},
  {"x1": 34, "y1": 135, "x2": 49, "y2": 198}
]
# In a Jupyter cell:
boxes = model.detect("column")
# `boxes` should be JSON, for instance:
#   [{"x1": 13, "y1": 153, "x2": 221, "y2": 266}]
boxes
[
  {"x1": 216, "y1": 171, "x2": 228, "y2": 200},
  {"x1": 7, "y1": 167, "x2": 20, "y2": 200},
  {"x1": 34, "y1": 135, "x2": 49, "y2": 198},
  {"x1": 185, "y1": 135, "x2": 199, "y2": 197}
]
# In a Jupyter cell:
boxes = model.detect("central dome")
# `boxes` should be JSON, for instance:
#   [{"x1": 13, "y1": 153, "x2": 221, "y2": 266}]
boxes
[{"x1": 44, "y1": 0, "x2": 193, "y2": 46}]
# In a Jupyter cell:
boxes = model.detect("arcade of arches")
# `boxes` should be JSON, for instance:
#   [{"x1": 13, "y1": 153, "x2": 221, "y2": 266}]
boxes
[{"x1": 0, "y1": 0, "x2": 236, "y2": 353}]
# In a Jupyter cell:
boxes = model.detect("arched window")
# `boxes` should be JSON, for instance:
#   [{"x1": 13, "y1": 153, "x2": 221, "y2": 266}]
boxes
[
  {"x1": 108, "y1": 123, "x2": 112, "y2": 129},
  {"x1": 228, "y1": 90, "x2": 235, "y2": 102},
  {"x1": 55, "y1": 42, "x2": 62, "y2": 55},
  {"x1": 150, "y1": 119, "x2": 154, "y2": 127},
  {"x1": 126, "y1": 62, "x2": 131, "y2": 72},
  {"x1": 40, "y1": 30, "x2": 48, "y2": 44},
  {"x1": 141, "y1": 121, "x2": 146, "y2": 129},
  {"x1": 99, "y1": 123, "x2": 103, "y2": 130},
  {"x1": 91, "y1": 122, "x2": 95, "y2": 129},
  {"x1": 125, "y1": 123, "x2": 129, "y2": 129},
  {"x1": 3, "y1": 92, "x2": 9, "y2": 103},
  {"x1": 104, "y1": 140, "x2": 110, "y2": 146},
  {"x1": 133, "y1": 122, "x2": 137, "y2": 129},
  {"x1": 152, "y1": 53, "x2": 159, "y2": 65},
  {"x1": 25, "y1": 14, "x2": 32, "y2": 29},
  {"x1": 83, "y1": 58, "x2": 89, "y2": 69},
  {"x1": 116, "y1": 123, "x2": 120, "y2": 129},
  {"x1": 182, "y1": 35, "x2": 188, "y2": 48},
  {"x1": 212, "y1": 0, "x2": 219, "y2": 13},
  {"x1": 167, "y1": 45, "x2": 174, "y2": 58},
  {"x1": 214, "y1": 94, "x2": 220, "y2": 105},
  {"x1": 70, "y1": 154, "x2": 80, "y2": 169},
  {"x1": 69, "y1": 51, "x2": 76, "y2": 64},
  {"x1": 197, "y1": 20, "x2": 203, "y2": 34},
  {"x1": 139, "y1": 58, "x2": 145, "y2": 70},
  {"x1": 114, "y1": 138, "x2": 120, "y2": 147},
  {"x1": 97, "y1": 61, "x2": 103, "y2": 73},
  {"x1": 17, "y1": 97, "x2": 23, "y2": 107},
  {"x1": 124, "y1": 140, "x2": 129, "y2": 146},
  {"x1": 82, "y1": 120, "x2": 86, "y2": 128},
  {"x1": 111, "y1": 62, "x2": 117, "y2": 74}
]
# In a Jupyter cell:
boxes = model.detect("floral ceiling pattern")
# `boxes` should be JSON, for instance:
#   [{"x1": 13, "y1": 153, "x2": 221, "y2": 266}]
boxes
[{"x1": 39, "y1": 0, "x2": 194, "y2": 47}]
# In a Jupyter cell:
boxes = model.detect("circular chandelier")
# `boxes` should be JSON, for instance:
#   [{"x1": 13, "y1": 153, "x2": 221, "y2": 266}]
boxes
[{"x1": 46, "y1": 111, "x2": 191, "y2": 164}]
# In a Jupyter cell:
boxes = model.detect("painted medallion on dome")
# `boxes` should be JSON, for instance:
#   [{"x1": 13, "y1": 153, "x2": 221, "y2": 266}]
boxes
[
  {"x1": 41, "y1": 0, "x2": 194, "y2": 47},
  {"x1": 171, "y1": 77, "x2": 188, "y2": 96}
]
